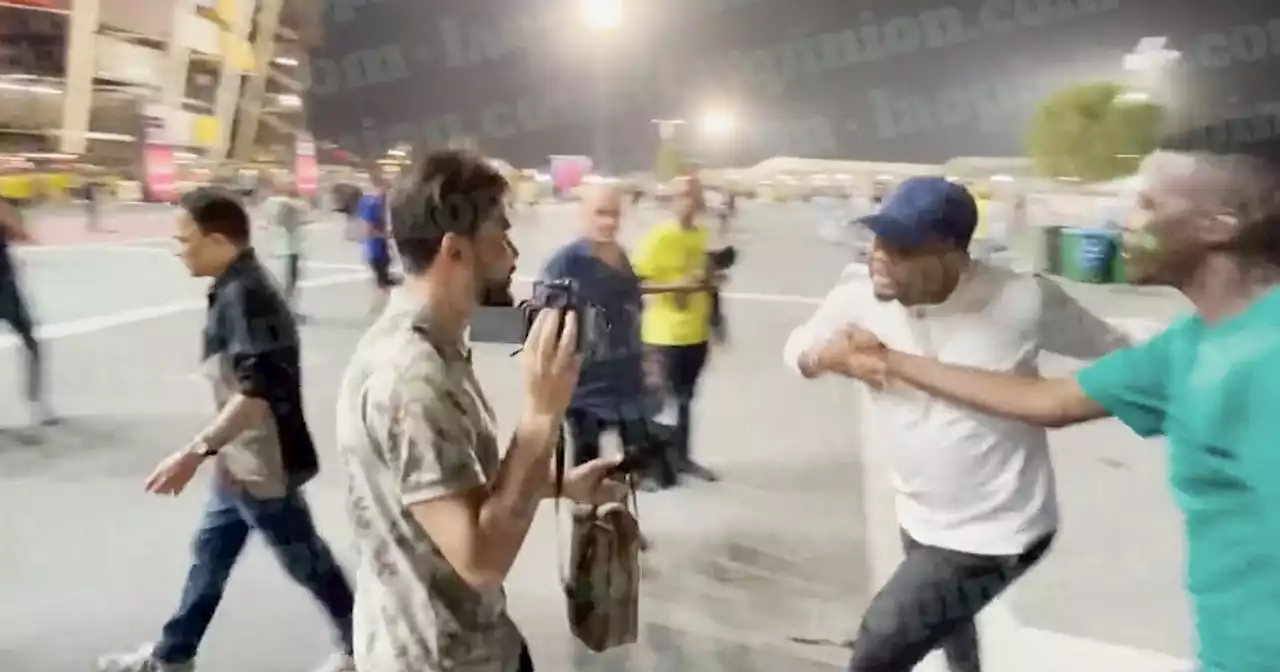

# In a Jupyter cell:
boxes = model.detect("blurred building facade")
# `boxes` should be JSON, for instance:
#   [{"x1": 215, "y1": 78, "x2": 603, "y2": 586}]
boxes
[{"x1": 0, "y1": 0, "x2": 320, "y2": 166}]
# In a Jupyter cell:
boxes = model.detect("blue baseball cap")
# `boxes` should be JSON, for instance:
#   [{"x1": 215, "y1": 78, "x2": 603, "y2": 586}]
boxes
[{"x1": 859, "y1": 176, "x2": 978, "y2": 249}]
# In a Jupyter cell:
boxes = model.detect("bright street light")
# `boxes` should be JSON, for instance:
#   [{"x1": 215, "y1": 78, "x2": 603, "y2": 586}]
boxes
[
  {"x1": 701, "y1": 110, "x2": 734, "y2": 136},
  {"x1": 582, "y1": 0, "x2": 621, "y2": 29}
]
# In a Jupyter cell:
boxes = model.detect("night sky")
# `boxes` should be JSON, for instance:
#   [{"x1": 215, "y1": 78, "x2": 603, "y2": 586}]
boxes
[
  {"x1": 307, "y1": 0, "x2": 1279, "y2": 170},
  {"x1": 2, "y1": 2, "x2": 1275, "y2": 168}
]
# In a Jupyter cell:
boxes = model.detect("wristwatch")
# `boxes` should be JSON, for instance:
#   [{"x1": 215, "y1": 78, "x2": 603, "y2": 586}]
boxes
[{"x1": 188, "y1": 438, "x2": 217, "y2": 458}]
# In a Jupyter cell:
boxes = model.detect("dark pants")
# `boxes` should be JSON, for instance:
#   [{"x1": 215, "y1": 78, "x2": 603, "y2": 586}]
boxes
[
  {"x1": 708, "y1": 290, "x2": 724, "y2": 340},
  {"x1": 565, "y1": 409, "x2": 650, "y2": 466},
  {"x1": 707, "y1": 247, "x2": 735, "y2": 342},
  {"x1": 154, "y1": 481, "x2": 355, "y2": 664},
  {"x1": 565, "y1": 407, "x2": 677, "y2": 485},
  {"x1": 0, "y1": 274, "x2": 40, "y2": 403},
  {"x1": 282, "y1": 253, "x2": 301, "y2": 304},
  {"x1": 368, "y1": 254, "x2": 395, "y2": 289},
  {"x1": 653, "y1": 343, "x2": 709, "y2": 464},
  {"x1": 848, "y1": 530, "x2": 1054, "y2": 672},
  {"x1": 518, "y1": 644, "x2": 534, "y2": 671}
]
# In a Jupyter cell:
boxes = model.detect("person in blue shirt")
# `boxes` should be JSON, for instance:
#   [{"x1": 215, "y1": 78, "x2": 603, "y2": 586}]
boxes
[
  {"x1": 540, "y1": 182, "x2": 677, "y2": 489},
  {"x1": 357, "y1": 179, "x2": 397, "y2": 312},
  {"x1": 835, "y1": 117, "x2": 1280, "y2": 672}
]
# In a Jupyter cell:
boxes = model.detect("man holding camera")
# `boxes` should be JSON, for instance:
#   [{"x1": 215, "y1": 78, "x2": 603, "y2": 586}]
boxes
[
  {"x1": 540, "y1": 181, "x2": 677, "y2": 489},
  {"x1": 335, "y1": 150, "x2": 626, "y2": 672}
]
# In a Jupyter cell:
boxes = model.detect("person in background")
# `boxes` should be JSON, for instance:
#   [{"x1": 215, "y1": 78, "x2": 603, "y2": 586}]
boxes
[
  {"x1": 632, "y1": 175, "x2": 720, "y2": 483},
  {"x1": 712, "y1": 190, "x2": 739, "y2": 342},
  {"x1": 99, "y1": 187, "x2": 355, "y2": 672},
  {"x1": 84, "y1": 177, "x2": 103, "y2": 233},
  {"x1": 834, "y1": 123, "x2": 1280, "y2": 672},
  {"x1": 262, "y1": 181, "x2": 309, "y2": 318},
  {"x1": 357, "y1": 177, "x2": 397, "y2": 313},
  {"x1": 541, "y1": 181, "x2": 678, "y2": 490},
  {"x1": 0, "y1": 197, "x2": 50, "y2": 427}
]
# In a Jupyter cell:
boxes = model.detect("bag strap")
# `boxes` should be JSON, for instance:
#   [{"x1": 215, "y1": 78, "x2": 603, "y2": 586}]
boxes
[{"x1": 553, "y1": 423, "x2": 570, "y2": 588}]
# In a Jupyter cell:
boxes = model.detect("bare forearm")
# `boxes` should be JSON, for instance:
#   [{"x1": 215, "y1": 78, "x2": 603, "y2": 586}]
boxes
[
  {"x1": 197, "y1": 394, "x2": 270, "y2": 450},
  {"x1": 475, "y1": 413, "x2": 560, "y2": 574},
  {"x1": 886, "y1": 351, "x2": 1099, "y2": 427}
]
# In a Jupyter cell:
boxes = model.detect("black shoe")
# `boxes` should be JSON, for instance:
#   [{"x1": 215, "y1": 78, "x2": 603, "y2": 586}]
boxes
[{"x1": 677, "y1": 459, "x2": 720, "y2": 482}]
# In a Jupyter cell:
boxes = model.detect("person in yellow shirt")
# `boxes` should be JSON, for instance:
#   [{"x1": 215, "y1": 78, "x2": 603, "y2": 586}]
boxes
[{"x1": 632, "y1": 176, "x2": 719, "y2": 482}]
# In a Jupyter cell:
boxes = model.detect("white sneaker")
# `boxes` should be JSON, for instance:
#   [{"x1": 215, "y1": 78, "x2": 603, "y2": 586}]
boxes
[
  {"x1": 652, "y1": 396, "x2": 679, "y2": 427},
  {"x1": 97, "y1": 644, "x2": 194, "y2": 672},
  {"x1": 312, "y1": 653, "x2": 357, "y2": 672}
]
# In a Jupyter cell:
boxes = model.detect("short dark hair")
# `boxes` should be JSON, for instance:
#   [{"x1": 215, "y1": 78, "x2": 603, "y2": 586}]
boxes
[
  {"x1": 389, "y1": 149, "x2": 509, "y2": 274},
  {"x1": 180, "y1": 187, "x2": 251, "y2": 245},
  {"x1": 1160, "y1": 111, "x2": 1280, "y2": 265}
]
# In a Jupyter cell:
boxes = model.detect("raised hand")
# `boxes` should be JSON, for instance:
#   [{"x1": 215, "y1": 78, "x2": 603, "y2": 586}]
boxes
[{"x1": 521, "y1": 309, "x2": 582, "y2": 420}]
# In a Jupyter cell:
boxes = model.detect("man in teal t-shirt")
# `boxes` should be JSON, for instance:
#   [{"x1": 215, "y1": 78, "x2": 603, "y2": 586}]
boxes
[
  {"x1": 1076, "y1": 291, "x2": 1280, "y2": 671},
  {"x1": 823, "y1": 118, "x2": 1280, "y2": 671}
]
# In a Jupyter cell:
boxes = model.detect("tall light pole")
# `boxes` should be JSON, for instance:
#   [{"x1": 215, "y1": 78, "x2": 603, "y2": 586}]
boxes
[
  {"x1": 1123, "y1": 37, "x2": 1180, "y2": 104},
  {"x1": 582, "y1": 0, "x2": 621, "y2": 174},
  {"x1": 650, "y1": 118, "x2": 685, "y2": 180}
]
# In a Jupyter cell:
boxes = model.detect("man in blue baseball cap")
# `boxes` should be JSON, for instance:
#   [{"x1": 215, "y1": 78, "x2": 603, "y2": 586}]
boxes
[
  {"x1": 784, "y1": 176, "x2": 1133, "y2": 671},
  {"x1": 859, "y1": 176, "x2": 979, "y2": 303}
]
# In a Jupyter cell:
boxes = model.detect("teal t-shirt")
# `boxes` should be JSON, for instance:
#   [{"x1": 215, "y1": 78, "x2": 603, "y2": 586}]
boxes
[{"x1": 1077, "y1": 289, "x2": 1280, "y2": 672}]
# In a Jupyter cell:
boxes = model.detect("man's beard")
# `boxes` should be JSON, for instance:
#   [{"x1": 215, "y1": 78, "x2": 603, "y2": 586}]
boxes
[{"x1": 479, "y1": 276, "x2": 515, "y2": 306}]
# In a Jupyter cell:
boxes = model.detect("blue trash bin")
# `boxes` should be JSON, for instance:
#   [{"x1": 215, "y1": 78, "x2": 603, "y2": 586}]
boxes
[{"x1": 1073, "y1": 228, "x2": 1118, "y2": 283}]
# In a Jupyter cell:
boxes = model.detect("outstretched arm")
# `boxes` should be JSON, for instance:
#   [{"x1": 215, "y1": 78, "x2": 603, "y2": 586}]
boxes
[
  {"x1": 853, "y1": 321, "x2": 1178, "y2": 433},
  {"x1": 885, "y1": 352, "x2": 1107, "y2": 427}
]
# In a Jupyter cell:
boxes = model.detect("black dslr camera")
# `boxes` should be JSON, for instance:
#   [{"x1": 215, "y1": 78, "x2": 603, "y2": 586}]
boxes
[
  {"x1": 470, "y1": 279, "x2": 604, "y2": 350},
  {"x1": 519, "y1": 279, "x2": 607, "y2": 356}
]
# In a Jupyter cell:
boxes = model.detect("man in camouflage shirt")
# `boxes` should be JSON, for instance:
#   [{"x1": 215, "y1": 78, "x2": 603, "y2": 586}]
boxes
[{"x1": 335, "y1": 150, "x2": 626, "y2": 672}]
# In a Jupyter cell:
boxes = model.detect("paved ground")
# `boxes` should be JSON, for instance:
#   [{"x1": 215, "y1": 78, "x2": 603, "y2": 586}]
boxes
[{"x1": 1, "y1": 201, "x2": 1194, "y2": 671}]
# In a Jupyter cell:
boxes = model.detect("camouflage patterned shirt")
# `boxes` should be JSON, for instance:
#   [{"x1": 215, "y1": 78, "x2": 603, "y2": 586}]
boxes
[{"x1": 336, "y1": 289, "x2": 524, "y2": 672}]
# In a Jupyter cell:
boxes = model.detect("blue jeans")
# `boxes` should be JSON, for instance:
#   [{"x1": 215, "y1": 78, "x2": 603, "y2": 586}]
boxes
[{"x1": 154, "y1": 481, "x2": 354, "y2": 663}]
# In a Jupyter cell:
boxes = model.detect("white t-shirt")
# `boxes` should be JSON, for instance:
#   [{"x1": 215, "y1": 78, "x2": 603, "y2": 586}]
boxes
[{"x1": 783, "y1": 262, "x2": 1130, "y2": 555}]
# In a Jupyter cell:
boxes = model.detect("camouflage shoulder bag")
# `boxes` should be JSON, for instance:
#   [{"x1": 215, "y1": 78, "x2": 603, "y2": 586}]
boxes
[{"x1": 554, "y1": 430, "x2": 642, "y2": 653}]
